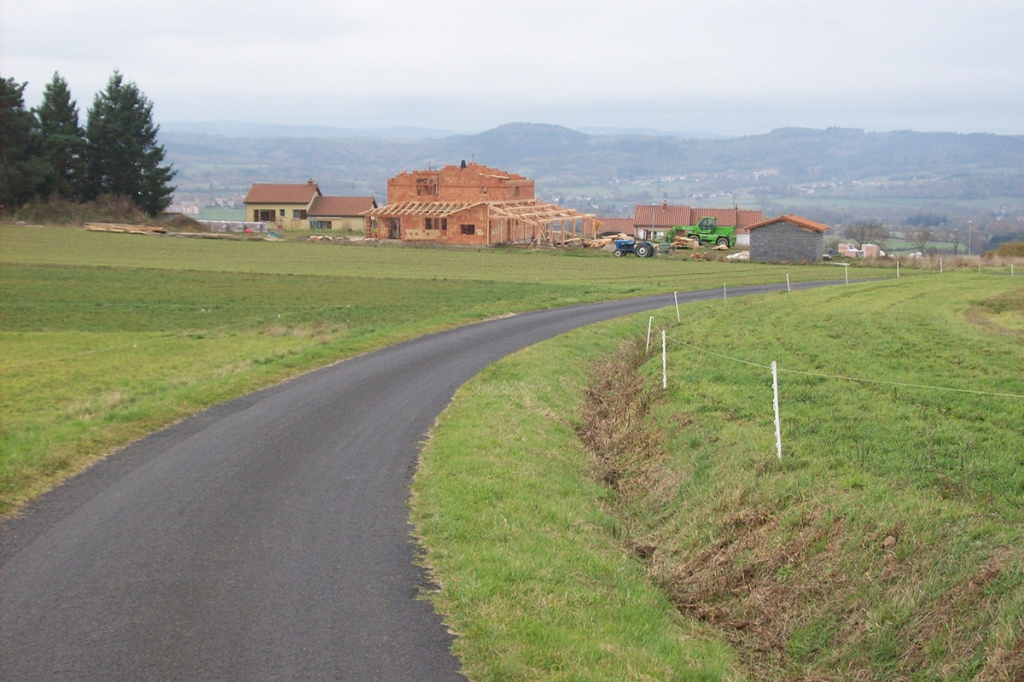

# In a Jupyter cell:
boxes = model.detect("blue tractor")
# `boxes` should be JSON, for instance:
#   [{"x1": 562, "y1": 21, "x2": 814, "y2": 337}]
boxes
[{"x1": 613, "y1": 239, "x2": 656, "y2": 258}]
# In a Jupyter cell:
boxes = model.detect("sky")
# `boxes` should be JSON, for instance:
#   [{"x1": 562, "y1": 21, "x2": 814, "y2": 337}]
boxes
[{"x1": 3, "y1": 0, "x2": 1022, "y2": 136}]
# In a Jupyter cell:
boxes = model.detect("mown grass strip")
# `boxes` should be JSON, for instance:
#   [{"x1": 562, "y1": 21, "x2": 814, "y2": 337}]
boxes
[{"x1": 413, "y1": 274, "x2": 1024, "y2": 680}]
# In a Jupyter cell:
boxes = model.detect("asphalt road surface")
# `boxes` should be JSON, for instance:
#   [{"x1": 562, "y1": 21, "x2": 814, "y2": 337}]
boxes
[{"x1": 1, "y1": 281, "x2": 842, "y2": 681}]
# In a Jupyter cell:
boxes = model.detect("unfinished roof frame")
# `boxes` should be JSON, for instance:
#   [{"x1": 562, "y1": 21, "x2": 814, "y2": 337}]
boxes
[{"x1": 362, "y1": 199, "x2": 597, "y2": 246}]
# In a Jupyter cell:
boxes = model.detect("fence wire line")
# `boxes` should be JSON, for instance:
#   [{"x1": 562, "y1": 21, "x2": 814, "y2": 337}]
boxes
[
  {"x1": 662, "y1": 333, "x2": 1024, "y2": 400},
  {"x1": 1, "y1": 305, "x2": 338, "y2": 370}
]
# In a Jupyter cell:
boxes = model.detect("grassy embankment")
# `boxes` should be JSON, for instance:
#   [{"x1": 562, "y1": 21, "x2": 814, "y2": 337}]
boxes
[
  {"x1": 0, "y1": 224, "x2": 861, "y2": 515},
  {"x1": 412, "y1": 273, "x2": 1024, "y2": 680}
]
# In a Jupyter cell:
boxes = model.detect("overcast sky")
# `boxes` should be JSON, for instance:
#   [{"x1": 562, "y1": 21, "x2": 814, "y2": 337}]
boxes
[{"x1": 3, "y1": 0, "x2": 1022, "y2": 135}]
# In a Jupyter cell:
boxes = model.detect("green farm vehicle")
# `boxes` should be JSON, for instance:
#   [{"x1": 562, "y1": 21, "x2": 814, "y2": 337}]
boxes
[{"x1": 672, "y1": 217, "x2": 737, "y2": 248}]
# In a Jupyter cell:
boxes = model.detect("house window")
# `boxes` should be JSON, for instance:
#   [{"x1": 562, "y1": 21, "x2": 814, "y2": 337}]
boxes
[
  {"x1": 257, "y1": 209, "x2": 274, "y2": 222},
  {"x1": 480, "y1": 186, "x2": 488, "y2": 194},
  {"x1": 425, "y1": 217, "x2": 436, "y2": 231},
  {"x1": 279, "y1": 209, "x2": 285, "y2": 217},
  {"x1": 515, "y1": 186, "x2": 520, "y2": 197},
  {"x1": 293, "y1": 209, "x2": 307, "y2": 219},
  {"x1": 460, "y1": 224, "x2": 475, "y2": 235},
  {"x1": 440, "y1": 218, "x2": 447, "y2": 231}
]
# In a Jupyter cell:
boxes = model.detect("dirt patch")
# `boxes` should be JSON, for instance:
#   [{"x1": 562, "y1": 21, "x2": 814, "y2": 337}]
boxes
[{"x1": 574, "y1": 337, "x2": 662, "y2": 491}]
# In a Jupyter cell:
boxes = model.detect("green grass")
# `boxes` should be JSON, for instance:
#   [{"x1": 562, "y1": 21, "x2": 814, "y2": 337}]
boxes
[
  {"x1": 0, "y1": 224, "x2": 862, "y2": 515},
  {"x1": 1, "y1": 224, "x2": 868, "y2": 286},
  {"x1": 412, "y1": 273, "x2": 1024, "y2": 680}
]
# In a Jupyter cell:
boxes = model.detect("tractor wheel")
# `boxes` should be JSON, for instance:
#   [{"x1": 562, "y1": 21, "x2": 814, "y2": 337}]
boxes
[
  {"x1": 716, "y1": 237, "x2": 729, "y2": 247},
  {"x1": 635, "y1": 243, "x2": 653, "y2": 258},
  {"x1": 613, "y1": 249, "x2": 625, "y2": 257}
]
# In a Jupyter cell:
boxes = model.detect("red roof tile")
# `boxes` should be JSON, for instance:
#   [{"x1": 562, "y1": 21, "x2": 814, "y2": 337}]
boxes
[
  {"x1": 308, "y1": 196, "x2": 377, "y2": 217},
  {"x1": 634, "y1": 203, "x2": 693, "y2": 228},
  {"x1": 634, "y1": 202, "x2": 763, "y2": 229},
  {"x1": 244, "y1": 181, "x2": 321, "y2": 204},
  {"x1": 747, "y1": 214, "x2": 830, "y2": 233}
]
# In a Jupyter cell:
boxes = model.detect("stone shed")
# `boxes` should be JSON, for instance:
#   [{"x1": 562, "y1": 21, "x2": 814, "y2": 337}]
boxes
[{"x1": 747, "y1": 215, "x2": 829, "y2": 263}]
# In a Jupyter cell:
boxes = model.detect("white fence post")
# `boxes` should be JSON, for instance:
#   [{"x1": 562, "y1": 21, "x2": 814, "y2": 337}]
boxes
[
  {"x1": 896, "y1": 260, "x2": 900, "y2": 279},
  {"x1": 844, "y1": 263, "x2": 849, "y2": 285},
  {"x1": 646, "y1": 316, "x2": 653, "y2": 354},
  {"x1": 772, "y1": 361, "x2": 782, "y2": 460},
  {"x1": 661, "y1": 330, "x2": 667, "y2": 389},
  {"x1": 723, "y1": 283, "x2": 727, "y2": 305},
  {"x1": 674, "y1": 291, "x2": 680, "y2": 322},
  {"x1": 940, "y1": 257, "x2": 943, "y2": 273},
  {"x1": 786, "y1": 273, "x2": 791, "y2": 293}
]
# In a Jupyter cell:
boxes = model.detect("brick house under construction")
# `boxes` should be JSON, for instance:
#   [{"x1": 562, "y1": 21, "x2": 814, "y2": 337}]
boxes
[{"x1": 363, "y1": 162, "x2": 596, "y2": 246}]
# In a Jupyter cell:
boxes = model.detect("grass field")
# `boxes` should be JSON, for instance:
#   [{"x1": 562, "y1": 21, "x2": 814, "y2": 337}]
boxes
[
  {"x1": 0, "y1": 224, "x2": 862, "y2": 515},
  {"x1": 412, "y1": 273, "x2": 1024, "y2": 680}
]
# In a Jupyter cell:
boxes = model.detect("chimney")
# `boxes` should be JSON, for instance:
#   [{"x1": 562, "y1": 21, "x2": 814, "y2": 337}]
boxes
[
  {"x1": 460, "y1": 160, "x2": 467, "y2": 169},
  {"x1": 307, "y1": 179, "x2": 314, "y2": 186},
  {"x1": 662, "y1": 200, "x2": 668, "y2": 209}
]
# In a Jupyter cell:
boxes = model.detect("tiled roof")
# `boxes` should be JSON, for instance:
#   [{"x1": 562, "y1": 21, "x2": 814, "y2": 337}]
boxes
[
  {"x1": 634, "y1": 203, "x2": 693, "y2": 228},
  {"x1": 308, "y1": 196, "x2": 377, "y2": 217},
  {"x1": 747, "y1": 214, "x2": 830, "y2": 233},
  {"x1": 244, "y1": 182, "x2": 320, "y2": 204},
  {"x1": 634, "y1": 203, "x2": 763, "y2": 229}
]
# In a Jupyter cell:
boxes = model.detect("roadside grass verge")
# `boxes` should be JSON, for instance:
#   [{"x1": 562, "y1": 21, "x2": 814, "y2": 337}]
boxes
[
  {"x1": 412, "y1": 273, "x2": 1024, "y2": 680},
  {"x1": 410, "y1": 330, "x2": 739, "y2": 681}
]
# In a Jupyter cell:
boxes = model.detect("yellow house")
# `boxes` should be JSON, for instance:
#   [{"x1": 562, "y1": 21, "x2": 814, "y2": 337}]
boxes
[
  {"x1": 243, "y1": 180, "x2": 322, "y2": 229},
  {"x1": 307, "y1": 196, "x2": 378, "y2": 231}
]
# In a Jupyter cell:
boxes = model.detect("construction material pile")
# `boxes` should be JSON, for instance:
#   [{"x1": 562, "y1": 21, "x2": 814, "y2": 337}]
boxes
[{"x1": 584, "y1": 233, "x2": 632, "y2": 248}]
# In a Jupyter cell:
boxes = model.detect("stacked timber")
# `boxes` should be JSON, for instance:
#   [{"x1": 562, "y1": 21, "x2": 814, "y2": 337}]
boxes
[{"x1": 85, "y1": 223, "x2": 166, "y2": 235}]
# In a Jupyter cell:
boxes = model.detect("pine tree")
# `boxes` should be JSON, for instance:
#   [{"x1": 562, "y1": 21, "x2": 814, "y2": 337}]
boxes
[
  {"x1": 0, "y1": 76, "x2": 47, "y2": 211},
  {"x1": 84, "y1": 71, "x2": 175, "y2": 215},
  {"x1": 35, "y1": 72, "x2": 86, "y2": 200}
]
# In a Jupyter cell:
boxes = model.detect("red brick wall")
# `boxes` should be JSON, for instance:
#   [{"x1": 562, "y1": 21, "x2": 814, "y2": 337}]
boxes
[{"x1": 388, "y1": 164, "x2": 534, "y2": 204}]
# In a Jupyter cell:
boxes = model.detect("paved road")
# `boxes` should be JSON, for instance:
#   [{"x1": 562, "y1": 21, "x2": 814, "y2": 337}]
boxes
[{"x1": 1, "y1": 281, "x2": 841, "y2": 681}]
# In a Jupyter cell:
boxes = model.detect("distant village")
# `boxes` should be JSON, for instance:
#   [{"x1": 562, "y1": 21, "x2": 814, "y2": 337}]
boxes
[{"x1": 172, "y1": 161, "x2": 833, "y2": 263}]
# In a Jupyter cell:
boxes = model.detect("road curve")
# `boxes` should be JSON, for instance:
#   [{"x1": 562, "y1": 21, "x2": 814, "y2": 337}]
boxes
[{"x1": 1, "y1": 281, "x2": 840, "y2": 681}]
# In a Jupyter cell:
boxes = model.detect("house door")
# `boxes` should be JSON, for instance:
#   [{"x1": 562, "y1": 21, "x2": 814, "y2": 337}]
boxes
[{"x1": 390, "y1": 218, "x2": 401, "y2": 239}]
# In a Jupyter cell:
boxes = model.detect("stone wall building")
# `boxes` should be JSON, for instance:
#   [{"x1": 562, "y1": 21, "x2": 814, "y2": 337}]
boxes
[{"x1": 748, "y1": 215, "x2": 829, "y2": 262}]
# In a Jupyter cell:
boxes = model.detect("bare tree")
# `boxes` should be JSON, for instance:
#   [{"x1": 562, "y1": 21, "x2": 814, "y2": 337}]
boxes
[
  {"x1": 909, "y1": 227, "x2": 933, "y2": 253},
  {"x1": 947, "y1": 229, "x2": 963, "y2": 256},
  {"x1": 843, "y1": 220, "x2": 889, "y2": 248}
]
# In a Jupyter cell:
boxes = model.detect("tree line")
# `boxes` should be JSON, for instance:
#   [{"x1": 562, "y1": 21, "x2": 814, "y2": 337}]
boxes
[{"x1": 0, "y1": 71, "x2": 175, "y2": 216}]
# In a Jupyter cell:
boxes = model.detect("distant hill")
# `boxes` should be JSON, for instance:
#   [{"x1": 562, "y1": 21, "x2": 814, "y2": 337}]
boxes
[
  {"x1": 161, "y1": 122, "x2": 1024, "y2": 221},
  {"x1": 160, "y1": 121, "x2": 459, "y2": 140}
]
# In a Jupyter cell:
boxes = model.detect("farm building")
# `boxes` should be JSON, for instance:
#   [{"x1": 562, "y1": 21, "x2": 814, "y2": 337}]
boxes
[
  {"x1": 307, "y1": 196, "x2": 377, "y2": 231},
  {"x1": 243, "y1": 180, "x2": 376, "y2": 230},
  {"x1": 748, "y1": 215, "x2": 829, "y2": 263},
  {"x1": 633, "y1": 201, "x2": 763, "y2": 245},
  {"x1": 363, "y1": 163, "x2": 596, "y2": 246}
]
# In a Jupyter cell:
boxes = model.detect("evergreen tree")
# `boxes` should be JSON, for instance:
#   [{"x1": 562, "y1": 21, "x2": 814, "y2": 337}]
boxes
[
  {"x1": 35, "y1": 72, "x2": 86, "y2": 200},
  {"x1": 0, "y1": 76, "x2": 46, "y2": 211},
  {"x1": 85, "y1": 71, "x2": 175, "y2": 215}
]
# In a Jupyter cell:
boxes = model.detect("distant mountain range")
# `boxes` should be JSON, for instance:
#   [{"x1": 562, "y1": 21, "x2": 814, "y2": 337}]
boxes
[
  {"x1": 161, "y1": 122, "x2": 1024, "y2": 221},
  {"x1": 160, "y1": 121, "x2": 460, "y2": 140}
]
